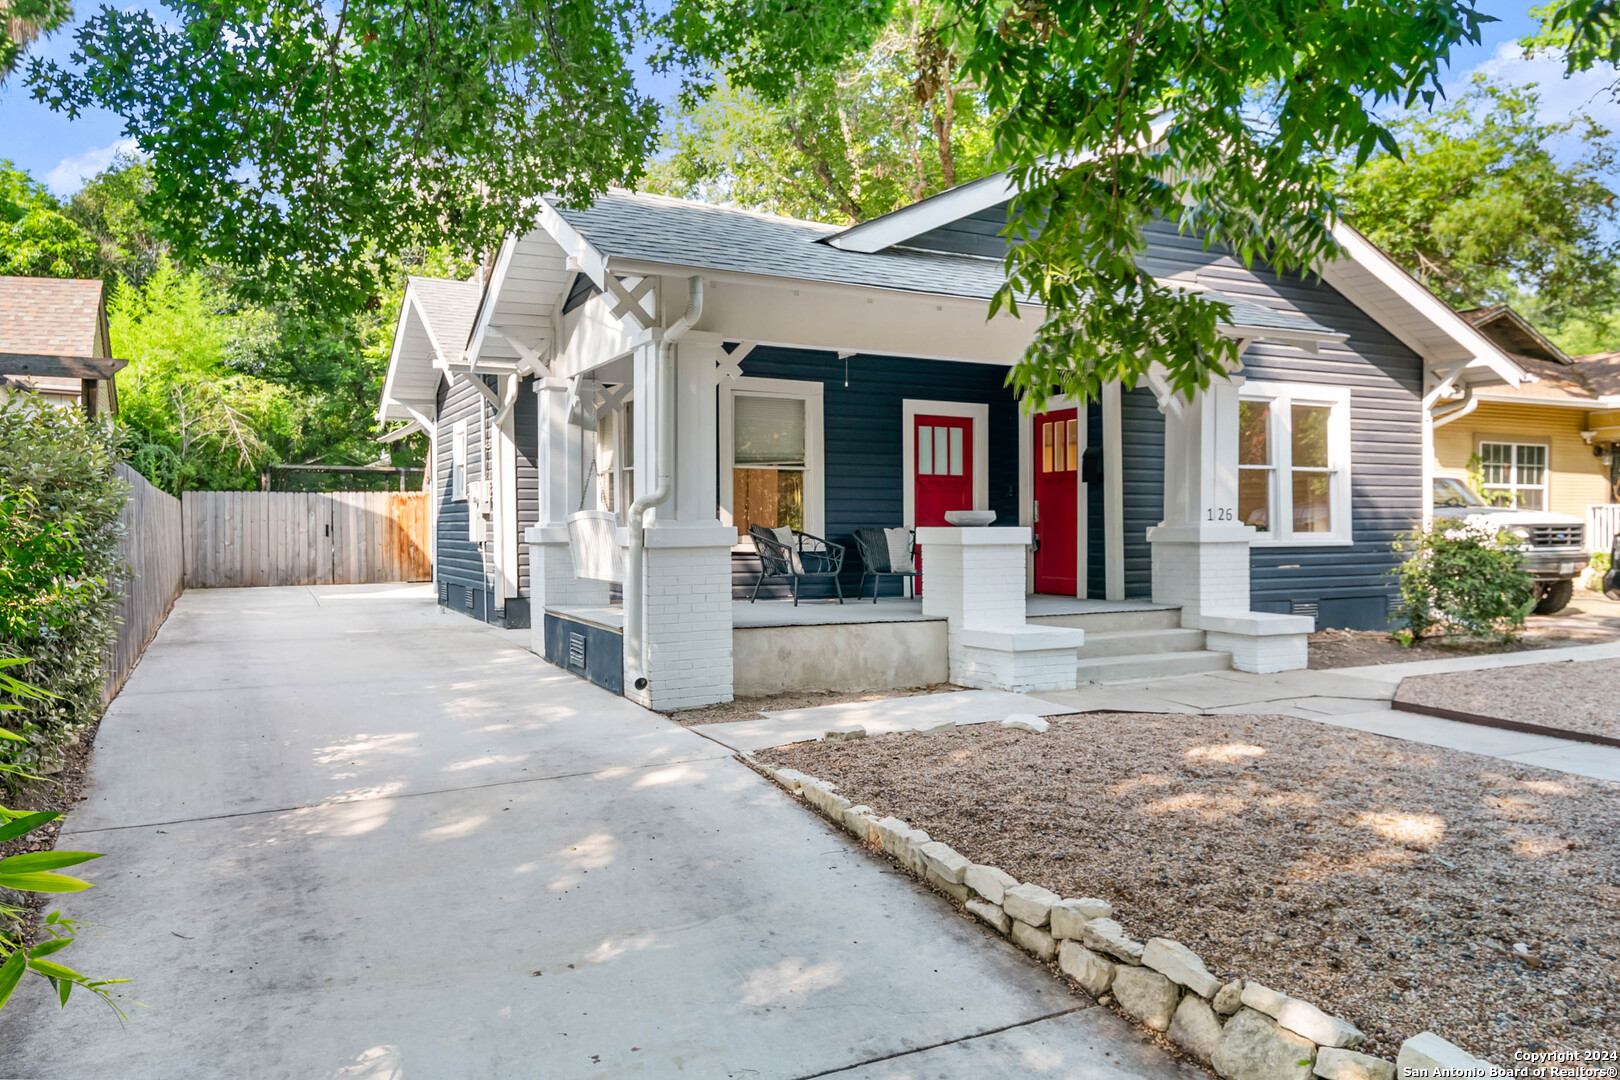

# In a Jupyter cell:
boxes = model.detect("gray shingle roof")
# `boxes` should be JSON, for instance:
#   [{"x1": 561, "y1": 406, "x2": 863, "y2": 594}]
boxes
[
  {"x1": 552, "y1": 189, "x2": 1340, "y2": 340},
  {"x1": 408, "y1": 276, "x2": 481, "y2": 357}
]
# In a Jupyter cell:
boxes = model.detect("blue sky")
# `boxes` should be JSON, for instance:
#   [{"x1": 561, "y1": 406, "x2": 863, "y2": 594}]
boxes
[{"x1": 0, "y1": 2, "x2": 1606, "y2": 196}]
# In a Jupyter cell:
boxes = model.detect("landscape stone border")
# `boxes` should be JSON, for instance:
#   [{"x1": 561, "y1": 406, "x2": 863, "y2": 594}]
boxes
[{"x1": 756, "y1": 756, "x2": 1506, "y2": 1080}]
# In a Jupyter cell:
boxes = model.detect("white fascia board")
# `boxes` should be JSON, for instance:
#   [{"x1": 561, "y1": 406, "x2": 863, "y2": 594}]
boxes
[
  {"x1": 376, "y1": 418, "x2": 424, "y2": 443},
  {"x1": 410, "y1": 289, "x2": 452, "y2": 371},
  {"x1": 1326, "y1": 222, "x2": 1527, "y2": 387},
  {"x1": 465, "y1": 235, "x2": 516, "y2": 368},
  {"x1": 534, "y1": 198, "x2": 611, "y2": 291},
  {"x1": 827, "y1": 173, "x2": 1019, "y2": 253},
  {"x1": 1469, "y1": 392, "x2": 1603, "y2": 411},
  {"x1": 377, "y1": 285, "x2": 424, "y2": 423}
]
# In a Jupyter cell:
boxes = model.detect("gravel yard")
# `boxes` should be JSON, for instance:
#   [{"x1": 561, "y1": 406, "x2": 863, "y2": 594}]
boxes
[
  {"x1": 759, "y1": 713, "x2": 1620, "y2": 1062},
  {"x1": 667, "y1": 683, "x2": 961, "y2": 725},
  {"x1": 1395, "y1": 658, "x2": 1620, "y2": 742}
]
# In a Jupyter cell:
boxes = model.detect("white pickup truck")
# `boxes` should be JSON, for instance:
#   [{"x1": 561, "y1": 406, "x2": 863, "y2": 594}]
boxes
[{"x1": 1432, "y1": 478, "x2": 1588, "y2": 614}]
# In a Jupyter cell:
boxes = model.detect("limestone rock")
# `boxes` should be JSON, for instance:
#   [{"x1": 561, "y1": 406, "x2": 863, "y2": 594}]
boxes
[
  {"x1": 923, "y1": 866, "x2": 970, "y2": 902},
  {"x1": 841, "y1": 804, "x2": 877, "y2": 841},
  {"x1": 965, "y1": 898, "x2": 1010, "y2": 934},
  {"x1": 1169, "y1": 994, "x2": 1224, "y2": 1062},
  {"x1": 1315, "y1": 1047, "x2": 1396, "y2": 1080},
  {"x1": 1010, "y1": 919, "x2": 1058, "y2": 961},
  {"x1": 1397, "y1": 1033, "x2": 1495, "y2": 1075},
  {"x1": 772, "y1": 768, "x2": 808, "y2": 792},
  {"x1": 1143, "y1": 937, "x2": 1224, "y2": 999},
  {"x1": 1212, "y1": 1008, "x2": 1316, "y2": 1080},
  {"x1": 1113, "y1": 966, "x2": 1180, "y2": 1032},
  {"x1": 1082, "y1": 917, "x2": 1144, "y2": 965},
  {"x1": 1212, "y1": 980, "x2": 1244, "y2": 1016},
  {"x1": 1002, "y1": 882, "x2": 1060, "y2": 927},
  {"x1": 1001, "y1": 714, "x2": 1050, "y2": 733},
  {"x1": 824, "y1": 726, "x2": 866, "y2": 742},
  {"x1": 1049, "y1": 899, "x2": 1098, "y2": 940},
  {"x1": 918, "y1": 841, "x2": 971, "y2": 884},
  {"x1": 1058, "y1": 940, "x2": 1116, "y2": 998},
  {"x1": 1241, "y1": 983, "x2": 1365, "y2": 1049},
  {"x1": 965, "y1": 864, "x2": 1018, "y2": 905}
]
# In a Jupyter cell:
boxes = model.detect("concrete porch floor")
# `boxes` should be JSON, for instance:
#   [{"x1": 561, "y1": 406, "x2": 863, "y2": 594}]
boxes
[{"x1": 549, "y1": 593, "x2": 1173, "y2": 631}]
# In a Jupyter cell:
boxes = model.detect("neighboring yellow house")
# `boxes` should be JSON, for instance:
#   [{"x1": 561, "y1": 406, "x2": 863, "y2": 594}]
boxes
[{"x1": 1431, "y1": 307, "x2": 1619, "y2": 546}]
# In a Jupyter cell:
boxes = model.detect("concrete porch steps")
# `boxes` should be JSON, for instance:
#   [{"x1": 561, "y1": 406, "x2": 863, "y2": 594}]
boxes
[
  {"x1": 1074, "y1": 649, "x2": 1234, "y2": 684},
  {"x1": 1076, "y1": 626, "x2": 1209, "y2": 659},
  {"x1": 1028, "y1": 606, "x2": 1181, "y2": 633}
]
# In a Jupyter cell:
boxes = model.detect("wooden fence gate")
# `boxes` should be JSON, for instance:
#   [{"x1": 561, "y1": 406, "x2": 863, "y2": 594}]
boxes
[{"x1": 182, "y1": 491, "x2": 431, "y2": 588}]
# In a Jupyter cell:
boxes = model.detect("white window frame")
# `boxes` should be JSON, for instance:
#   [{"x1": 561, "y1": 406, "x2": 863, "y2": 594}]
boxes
[
  {"x1": 1476, "y1": 439, "x2": 1549, "y2": 510},
  {"x1": 1238, "y1": 381, "x2": 1353, "y2": 547},
  {"x1": 451, "y1": 420, "x2": 468, "y2": 502},
  {"x1": 719, "y1": 377, "x2": 825, "y2": 547}
]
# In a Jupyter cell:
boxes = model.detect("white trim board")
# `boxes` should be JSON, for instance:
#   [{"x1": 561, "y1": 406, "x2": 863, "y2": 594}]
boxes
[
  {"x1": 901, "y1": 399, "x2": 991, "y2": 529},
  {"x1": 719, "y1": 376, "x2": 826, "y2": 541}
]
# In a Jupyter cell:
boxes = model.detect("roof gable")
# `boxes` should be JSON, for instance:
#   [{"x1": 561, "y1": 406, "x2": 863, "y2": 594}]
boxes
[{"x1": 0, "y1": 276, "x2": 108, "y2": 357}]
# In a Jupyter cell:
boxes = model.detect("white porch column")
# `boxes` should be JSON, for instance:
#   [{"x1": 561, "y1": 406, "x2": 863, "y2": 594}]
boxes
[
  {"x1": 624, "y1": 336, "x2": 734, "y2": 711},
  {"x1": 916, "y1": 526, "x2": 1083, "y2": 692},
  {"x1": 526, "y1": 377, "x2": 608, "y2": 658},
  {"x1": 1147, "y1": 377, "x2": 1312, "y2": 673}
]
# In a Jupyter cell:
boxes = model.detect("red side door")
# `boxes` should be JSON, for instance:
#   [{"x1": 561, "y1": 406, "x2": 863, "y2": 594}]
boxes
[
  {"x1": 913, "y1": 415, "x2": 974, "y2": 593},
  {"x1": 1032, "y1": 408, "x2": 1079, "y2": 595}
]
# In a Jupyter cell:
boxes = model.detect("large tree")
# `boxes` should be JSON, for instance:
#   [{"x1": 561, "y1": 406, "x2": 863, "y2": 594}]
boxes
[
  {"x1": 30, "y1": 0, "x2": 1490, "y2": 402},
  {"x1": 1334, "y1": 78, "x2": 1620, "y2": 341},
  {"x1": 648, "y1": 0, "x2": 993, "y2": 223}
]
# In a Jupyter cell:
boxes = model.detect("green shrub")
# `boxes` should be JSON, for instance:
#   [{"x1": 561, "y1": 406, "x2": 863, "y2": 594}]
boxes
[
  {"x1": 0, "y1": 396, "x2": 126, "y2": 778},
  {"x1": 1593, "y1": 550, "x2": 1611, "y2": 576},
  {"x1": 1392, "y1": 518, "x2": 1536, "y2": 643}
]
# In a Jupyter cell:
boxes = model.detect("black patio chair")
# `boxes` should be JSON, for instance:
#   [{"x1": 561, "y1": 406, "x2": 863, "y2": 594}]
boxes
[
  {"x1": 747, "y1": 524, "x2": 846, "y2": 606},
  {"x1": 853, "y1": 527, "x2": 919, "y2": 603}
]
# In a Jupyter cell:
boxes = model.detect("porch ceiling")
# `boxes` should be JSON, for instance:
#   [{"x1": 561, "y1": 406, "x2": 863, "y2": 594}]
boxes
[{"x1": 465, "y1": 230, "x2": 574, "y2": 371}]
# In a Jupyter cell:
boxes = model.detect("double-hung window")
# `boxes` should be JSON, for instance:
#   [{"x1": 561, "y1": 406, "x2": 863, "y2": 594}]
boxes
[
  {"x1": 1236, "y1": 382, "x2": 1352, "y2": 545},
  {"x1": 721, "y1": 378, "x2": 825, "y2": 542},
  {"x1": 1477, "y1": 441, "x2": 1547, "y2": 510}
]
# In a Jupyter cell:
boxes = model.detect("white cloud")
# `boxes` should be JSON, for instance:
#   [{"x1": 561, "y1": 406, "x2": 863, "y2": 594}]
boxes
[
  {"x1": 1455, "y1": 41, "x2": 1620, "y2": 130},
  {"x1": 44, "y1": 137, "x2": 138, "y2": 195}
]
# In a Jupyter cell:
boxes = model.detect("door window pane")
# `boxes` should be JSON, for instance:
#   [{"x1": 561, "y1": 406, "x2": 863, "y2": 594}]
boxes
[
  {"x1": 1239, "y1": 470, "x2": 1270, "y2": 531},
  {"x1": 1292, "y1": 404, "x2": 1330, "y2": 469},
  {"x1": 934, "y1": 426, "x2": 949, "y2": 478},
  {"x1": 1292, "y1": 472, "x2": 1331, "y2": 533},
  {"x1": 1041, "y1": 423, "x2": 1053, "y2": 473},
  {"x1": 1066, "y1": 419, "x2": 1079, "y2": 472},
  {"x1": 1239, "y1": 401, "x2": 1269, "y2": 465},
  {"x1": 948, "y1": 425, "x2": 964, "y2": 476}
]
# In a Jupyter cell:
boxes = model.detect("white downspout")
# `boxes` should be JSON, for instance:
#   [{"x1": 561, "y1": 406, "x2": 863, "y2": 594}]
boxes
[{"x1": 625, "y1": 276, "x2": 704, "y2": 690}]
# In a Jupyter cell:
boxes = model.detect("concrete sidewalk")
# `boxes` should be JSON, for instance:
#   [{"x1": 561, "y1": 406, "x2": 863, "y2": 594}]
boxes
[{"x1": 0, "y1": 584, "x2": 1195, "y2": 1080}]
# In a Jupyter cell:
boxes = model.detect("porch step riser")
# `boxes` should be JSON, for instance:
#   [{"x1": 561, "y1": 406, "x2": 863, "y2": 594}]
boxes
[
  {"x1": 1075, "y1": 650, "x2": 1232, "y2": 684},
  {"x1": 1029, "y1": 608, "x2": 1182, "y2": 633},
  {"x1": 1077, "y1": 628, "x2": 1207, "y2": 659}
]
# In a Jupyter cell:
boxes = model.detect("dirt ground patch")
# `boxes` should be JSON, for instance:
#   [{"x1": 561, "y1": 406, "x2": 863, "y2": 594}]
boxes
[
  {"x1": 1395, "y1": 658, "x2": 1620, "y2": 742},
  {"x1": 667, "y1": 684, "x2": 962, "y2": 726},
  {"x1": 759, "y1": 713, "x2": 1620, "y2": 1062},
  {"x1": 1309, "y1": 590, "x2": 1620, "y2": 669}
]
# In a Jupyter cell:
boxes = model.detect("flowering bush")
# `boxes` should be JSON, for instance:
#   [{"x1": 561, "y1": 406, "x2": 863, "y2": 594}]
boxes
[{"x1": 1392, "y1": 516, "x2": 1536, "y2": 643}]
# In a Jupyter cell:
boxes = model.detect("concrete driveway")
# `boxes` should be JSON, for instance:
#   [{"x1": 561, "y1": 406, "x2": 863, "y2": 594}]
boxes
[{"x1": 0, "y1": 584, "x2": 1194, "y2": 1080}]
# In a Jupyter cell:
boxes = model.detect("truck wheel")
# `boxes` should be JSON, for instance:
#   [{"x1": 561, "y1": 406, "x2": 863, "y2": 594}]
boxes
[{"x1": 1535, "y1": 579, "x2": 1574, "y2": 615}]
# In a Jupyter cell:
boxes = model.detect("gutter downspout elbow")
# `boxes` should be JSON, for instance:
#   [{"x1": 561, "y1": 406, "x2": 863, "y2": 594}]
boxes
[
  {"x1": 1432, "y1": 382, "x2": 1478, "y2": 428},
  {"x1": 625, "y1": 276, "x2": 704, "y2": 692}
]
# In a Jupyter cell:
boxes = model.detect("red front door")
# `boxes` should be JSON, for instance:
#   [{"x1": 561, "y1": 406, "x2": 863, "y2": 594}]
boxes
[
  {"x1": 1033, "y1": 408, "x2": 1079, "y2": 595},
  {"x1": 913, "y1": 415, "x2": 974, "y2": 592}
]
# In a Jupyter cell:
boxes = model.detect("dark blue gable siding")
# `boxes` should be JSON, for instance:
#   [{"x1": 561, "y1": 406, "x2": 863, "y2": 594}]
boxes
[
  {"x1": 1135, "y1": 219, "x2": 1421, "y2": 629},
  {"x1": 734, "y1": 347, "x2": 1021, "y2": 599}
]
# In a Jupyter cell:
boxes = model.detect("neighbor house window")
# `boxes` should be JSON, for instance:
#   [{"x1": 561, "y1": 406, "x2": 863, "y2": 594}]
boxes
[
  {"x1": 1477, "y1": 441, "x2": 1547, "y2": 510},
  {"x1": 1237, "y1": 382, "x2": 1352, "y2": 545},
  {"x1": 721, "y1": 378, "x2": 824, "y2": 542}
]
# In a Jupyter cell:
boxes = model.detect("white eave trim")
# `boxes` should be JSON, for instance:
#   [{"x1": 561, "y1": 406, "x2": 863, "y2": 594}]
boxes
[
  {"x1": 465, "y1": 236, "x2": 516, "y2": 368},
  {"x1": 376, "y1": 418, "x2": 424, "y2": 443},
  {"x1": 1326, "y1": 222, "x2": 1527, "y2": 388}
]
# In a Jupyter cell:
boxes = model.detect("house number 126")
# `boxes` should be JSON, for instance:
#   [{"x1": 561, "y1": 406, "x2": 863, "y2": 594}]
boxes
[{"x1": 1206, "y1": 508, "x2": 1234, "y2": 521}]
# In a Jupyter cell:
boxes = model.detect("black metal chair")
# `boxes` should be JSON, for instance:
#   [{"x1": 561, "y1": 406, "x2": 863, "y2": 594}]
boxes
[
  {"x1": 853, "y1": 527, "x2": 919, "y2": 603},
  {"x1": 747, "y1": 524, "x2": 845, "y2": 606}
]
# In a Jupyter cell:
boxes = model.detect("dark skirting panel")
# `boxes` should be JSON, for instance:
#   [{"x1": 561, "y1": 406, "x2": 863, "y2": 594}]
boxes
[{"x1": 544, "y1": 614, "x2": 624, "y2": 695}]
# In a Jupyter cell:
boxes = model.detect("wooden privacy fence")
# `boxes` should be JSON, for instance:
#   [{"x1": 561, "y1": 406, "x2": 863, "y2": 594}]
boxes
[
  {"x1": 106, "y1": 464, "x2": 185, "y2": 701},
  {"x1": 182, "y1": 491, "x2": 431, "y2": 588}
]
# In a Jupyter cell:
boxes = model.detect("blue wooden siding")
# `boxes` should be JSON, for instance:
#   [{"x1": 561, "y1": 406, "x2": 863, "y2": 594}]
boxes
[
  {"x1": 734, "y1": 347, "x2": 1021, "y2": 600},
  {"x1": 1135, "y1": 219, "x2": 1421, "y2": 630},
  {"x1": 1084, "y1": 389, "x2": 1164, "y2": 600}
]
